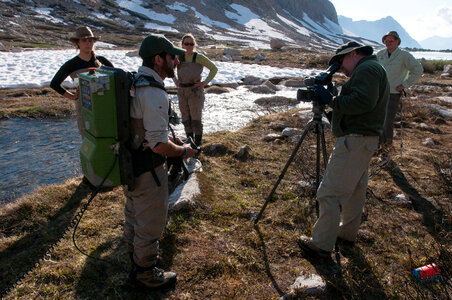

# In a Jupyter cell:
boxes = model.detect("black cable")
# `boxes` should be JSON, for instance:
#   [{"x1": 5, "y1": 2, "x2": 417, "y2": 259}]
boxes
[{"x1": 71, "y1": 155, "x2": 127, "y2": 271}]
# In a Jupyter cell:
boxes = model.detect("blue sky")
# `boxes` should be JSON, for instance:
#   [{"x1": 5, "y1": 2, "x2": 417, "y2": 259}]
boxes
[{"x1": 329, "y1": 0, "x2": 452, "y2": 41}]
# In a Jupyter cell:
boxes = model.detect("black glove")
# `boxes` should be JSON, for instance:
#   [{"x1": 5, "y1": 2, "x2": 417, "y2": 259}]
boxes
[{"x1": 313, "y1": 84, "x2": 333, "y2": 105}]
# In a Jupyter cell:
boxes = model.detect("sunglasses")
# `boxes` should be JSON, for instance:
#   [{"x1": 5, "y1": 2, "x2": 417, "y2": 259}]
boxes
[{"x1": 183, "y1": 43, "x2": 195, "y2": 46}]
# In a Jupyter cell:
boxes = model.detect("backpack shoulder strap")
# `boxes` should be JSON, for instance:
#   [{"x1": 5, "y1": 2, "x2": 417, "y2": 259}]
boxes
[
  {"x1": 133, "y1": 74, "x2": 166, "y2": 92},
  {"x1": 192, "y1": 52, "x2": 198, "y2": 63}
]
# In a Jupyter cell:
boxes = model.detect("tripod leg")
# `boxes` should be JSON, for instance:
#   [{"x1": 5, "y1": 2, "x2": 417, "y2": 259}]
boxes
[
  {"x1": 320, "y1": 123, "x2": 329, "y2": 169},
  {"x1": 254, "y1": 120, "x2": 315, "y2": 224}
]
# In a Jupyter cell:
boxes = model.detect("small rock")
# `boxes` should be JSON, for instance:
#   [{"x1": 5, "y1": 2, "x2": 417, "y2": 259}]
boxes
[
  {"x1": 249, "y1": 85, "x2": 275, "y2": 94},
  {"x1": 270, "y1": 38, "x2": 285, "y2": 50},
  {"x1": 242, "y1": 76, "x2": 264, "y2": 85},
  {"x1": 281, "y1": 79, "x2": 305, "y2": 87},
  {"x1": 254, "y1": 96, "x2": 299, "y2": 107},
  {"x1": 282, "y1": 127, "x2": 302, "y2": 137},
  {"x1": 416, "y1": 123, "x2": 441, "y2": 133},
  {"x1": 0, "y1": 42, "x2": 6, "y2": 51},
  {"x1": 284, "y1": 274, "x2": 326, "y2": 298},
  {"x1": 269, "y1": 122, "x2": 288, "y2": 131},
  {"x1": 223, "y1": 48, "x2": 241, "y2": 56},
  {"x1": 205, "y1": 86, "x2": 229, "y2": 94},
  {"x1": 218, "y1": 82, "x2": 240, "y2": 89},
  {"x1": 422, "y1": 138, "x2": 437, "y2": 146},
  {"x1": 393, "y1": 193, "x2": 411, "y2": 203},
  {"x1": 222, "y1": 54, "x2": 232, "y2": 62},
  {"x1": 126, "y1": 50, "x2": 139, "y2": 57},
  {"x1": 263, "y1": 133, "x2": 282, "y2": 142},
  {"x1": 262, "y1": 80, "x2": 279, "y2": 91},
  {"x1": 203, "y1": 143, "x2": 227, "y2": 156},
  {"x1": 236, "y1": 145, "x2": 251, "y2": 161},
  {"x1": 434, "y1": 118, "x2": 447, "y2": 125}
]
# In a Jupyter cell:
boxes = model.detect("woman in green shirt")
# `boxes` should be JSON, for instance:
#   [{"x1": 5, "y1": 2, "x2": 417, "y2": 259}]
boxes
[{"x1": 174, "y1": 33, "x2": 218, "y2": 146}]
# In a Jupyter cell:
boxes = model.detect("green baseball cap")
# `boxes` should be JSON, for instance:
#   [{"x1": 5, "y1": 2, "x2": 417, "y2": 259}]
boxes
[{"x1": 139, "y1": 34, "x2": 185, "y2": 59}]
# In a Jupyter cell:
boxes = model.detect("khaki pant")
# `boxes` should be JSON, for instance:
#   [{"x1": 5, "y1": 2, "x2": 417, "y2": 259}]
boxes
[
  {"x1": 123, "y1": 164, "x2": 168, "y2": 267},
  {"x1": 382, "y1": 93, "x2": 401, "y2": 144},
  {"x1": 311, "y1": 135, "x2": 379, "y2": 252},
  {"x1": 177, "y1": 86, "x2": 205, "y2": 135}
]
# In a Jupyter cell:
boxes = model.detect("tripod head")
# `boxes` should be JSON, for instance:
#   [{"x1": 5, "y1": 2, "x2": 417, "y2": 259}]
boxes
[{"x1": 297, "y1": 62, "x2": 340, "y2": 117}]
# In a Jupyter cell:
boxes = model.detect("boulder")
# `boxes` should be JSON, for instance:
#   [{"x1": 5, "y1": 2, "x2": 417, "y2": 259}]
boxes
[
  {"x1": 254, "y1": 96, "x2": 299, "y2": 107},
  {"x1": 249, "y1": 85, "x2": 276, "y2": 94},
  {"x1": 262, "y1": 80, "x2": 279, "y2": 91},
  {"x1": 269, "y1": 122, "x2": 289, "y2": 131},
  {"x1": 205, "y1": 86, "x2": 229, "y2": 94},
  {"x1": 203, "y1": 143, "x2": 227, "y2": 156},
  {"x1": 126, "y1": 50, "x2": 139, "y2": 57},
  {"x1": 253, "y1": 52, "x2": 266, "y2": 63},
  {"x1": 422, "y1": 137, "x2": 438, "y2": 147},
  {"x1": 282, "y1": 127, "x2": 302, "y2": 137},
  {"x1": 242, "y1": 76, "x2": 264, "y2": 85},
  {"x1": 281, "y1": 274, "x2": 326, "y2": 299},
  {"x1": 281, "y1": 79, "x2": 305, "y2": 87},
  {"x1": 416, "y1": 122, "x2": 441, "y2": 133},
  {"x1": 218, "y1": 82, "x2": 240, "y2": 89},
  {"x1": 236, "y1": 145, "x2": 251, "y2": 162},
  {"x1": 270, "y1": 38, "x2": 285, "y2": 50},
  {"x1": 440, "y1": 64, "x2": 452, "y2": 77},
  {"x1": 264, "y1": 133, "x2": 282, "y2": 142},
  {"x1": 223, "y1": 48, "x2": 241, "y2": 56},
  {"x1": 222, "y1": 54, "x2": 233, "y2": 62}
]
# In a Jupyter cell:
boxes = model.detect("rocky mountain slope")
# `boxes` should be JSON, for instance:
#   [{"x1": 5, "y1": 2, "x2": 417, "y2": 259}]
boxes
[
  {"x1": 338, "y1": 15, "x2": 422, "y2": 49},
  {"x1": 0, "y1": 0, "x2": 378, "y2": 50}
]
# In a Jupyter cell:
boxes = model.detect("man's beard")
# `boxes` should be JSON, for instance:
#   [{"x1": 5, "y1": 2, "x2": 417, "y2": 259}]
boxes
[{"x1": 162, "y1": 60, "x2": 175, "y2": 78}]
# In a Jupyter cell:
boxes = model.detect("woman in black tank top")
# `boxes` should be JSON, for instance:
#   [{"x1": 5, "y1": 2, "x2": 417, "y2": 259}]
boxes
[{"x1": 50, "y1": 26, "x2": 113, "y2": 137}]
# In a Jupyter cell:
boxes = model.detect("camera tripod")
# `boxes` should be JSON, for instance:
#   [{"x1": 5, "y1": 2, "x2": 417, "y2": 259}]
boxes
[{"x1": 254, "y1": 102, "x2": 330, "y2": 224}]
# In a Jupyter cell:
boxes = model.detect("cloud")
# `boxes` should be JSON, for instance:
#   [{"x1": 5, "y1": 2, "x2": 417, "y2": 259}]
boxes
[{"x1": 436, "y1": 7, "x2": 452, "y2": 24}]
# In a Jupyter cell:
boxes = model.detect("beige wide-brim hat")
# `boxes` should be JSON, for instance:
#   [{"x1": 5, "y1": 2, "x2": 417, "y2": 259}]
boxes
[
  {"x1": 329, "y1": 41, "x2": 373, "y2": 65},
  {"x1": 69, "y1": 26, "x2": 100, "y2": 44},
  {"x1": 382, "y1": 31, "x2": 401, "y2": 45}
]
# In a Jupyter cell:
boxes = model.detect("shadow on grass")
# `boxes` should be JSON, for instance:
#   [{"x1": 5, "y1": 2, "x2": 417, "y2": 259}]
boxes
[
  {"x1": 298, "y1": 245, "x2": 388, "y2": 299},
  {"x1": 0, "y1": 182, "x2": 91, "y2": 297},
  {"x1": 73, "y1": 224, "x2": 179, "y2": 298},
  {"x1": 383, "y1": 160, "x2": 451, "y2": 242},
  {"x1": 253, "y1": 224, "x2": 285, "y2": 297}
]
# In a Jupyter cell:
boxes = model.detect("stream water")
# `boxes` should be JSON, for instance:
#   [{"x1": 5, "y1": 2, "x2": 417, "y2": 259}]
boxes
[
  {"x1": 0, "y1": 88, "x2": 306, "y2": 205},
  {"x1": 0, "y1": 118, "x2": 81, "y2": 204}
]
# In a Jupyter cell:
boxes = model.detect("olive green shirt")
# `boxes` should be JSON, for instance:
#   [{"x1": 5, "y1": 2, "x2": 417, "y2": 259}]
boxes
[{"x1": 330, "y1": 55, "x2": 389, "y2": 137}]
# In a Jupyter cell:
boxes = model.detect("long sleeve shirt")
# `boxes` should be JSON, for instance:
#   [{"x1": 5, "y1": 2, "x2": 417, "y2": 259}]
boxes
[
  {"x1": 376, "y1": 47, "x2": 423, "y2": 94},
  {"x1": 130, "y1": 66, "x2": 169, "y2": 149},
  {"x1": 330, "y1": 56, "x2": 389, "y2": 137},
  {"x1": 50, "y1": 55, "x2": 113, "y2": 95}
]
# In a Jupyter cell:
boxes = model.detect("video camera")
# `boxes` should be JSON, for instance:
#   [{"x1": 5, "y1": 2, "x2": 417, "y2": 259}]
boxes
[{"x1": 297, "y1": 62, "x2": 341, "y2": 103}]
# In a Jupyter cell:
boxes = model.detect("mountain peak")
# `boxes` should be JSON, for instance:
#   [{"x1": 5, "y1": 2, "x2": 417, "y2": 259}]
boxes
[{"x1": 0, "y1": 0, "x2": 377, "y2": 50}]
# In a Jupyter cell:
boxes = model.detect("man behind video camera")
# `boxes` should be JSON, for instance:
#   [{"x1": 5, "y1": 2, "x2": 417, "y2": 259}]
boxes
[{"x1": 298, "y1": 42, "x2": 389, "y2": 258}]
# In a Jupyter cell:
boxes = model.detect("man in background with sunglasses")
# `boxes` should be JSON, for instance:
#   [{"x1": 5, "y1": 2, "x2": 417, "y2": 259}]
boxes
[
  {"x1": 124, "y1": 34, "x2": 197, "y2": 290},
  {"x1": 377, "y1": 31, "x2": 423, "y2": 148}
]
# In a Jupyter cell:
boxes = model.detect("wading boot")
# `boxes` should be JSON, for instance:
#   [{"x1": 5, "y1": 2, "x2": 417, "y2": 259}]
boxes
[
  {"x1": 194, "y1": 134, "x2": 202, "y2": 147},
  {"x1": 132, "y1": 263, "x2": 177, "y2": 290}
]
